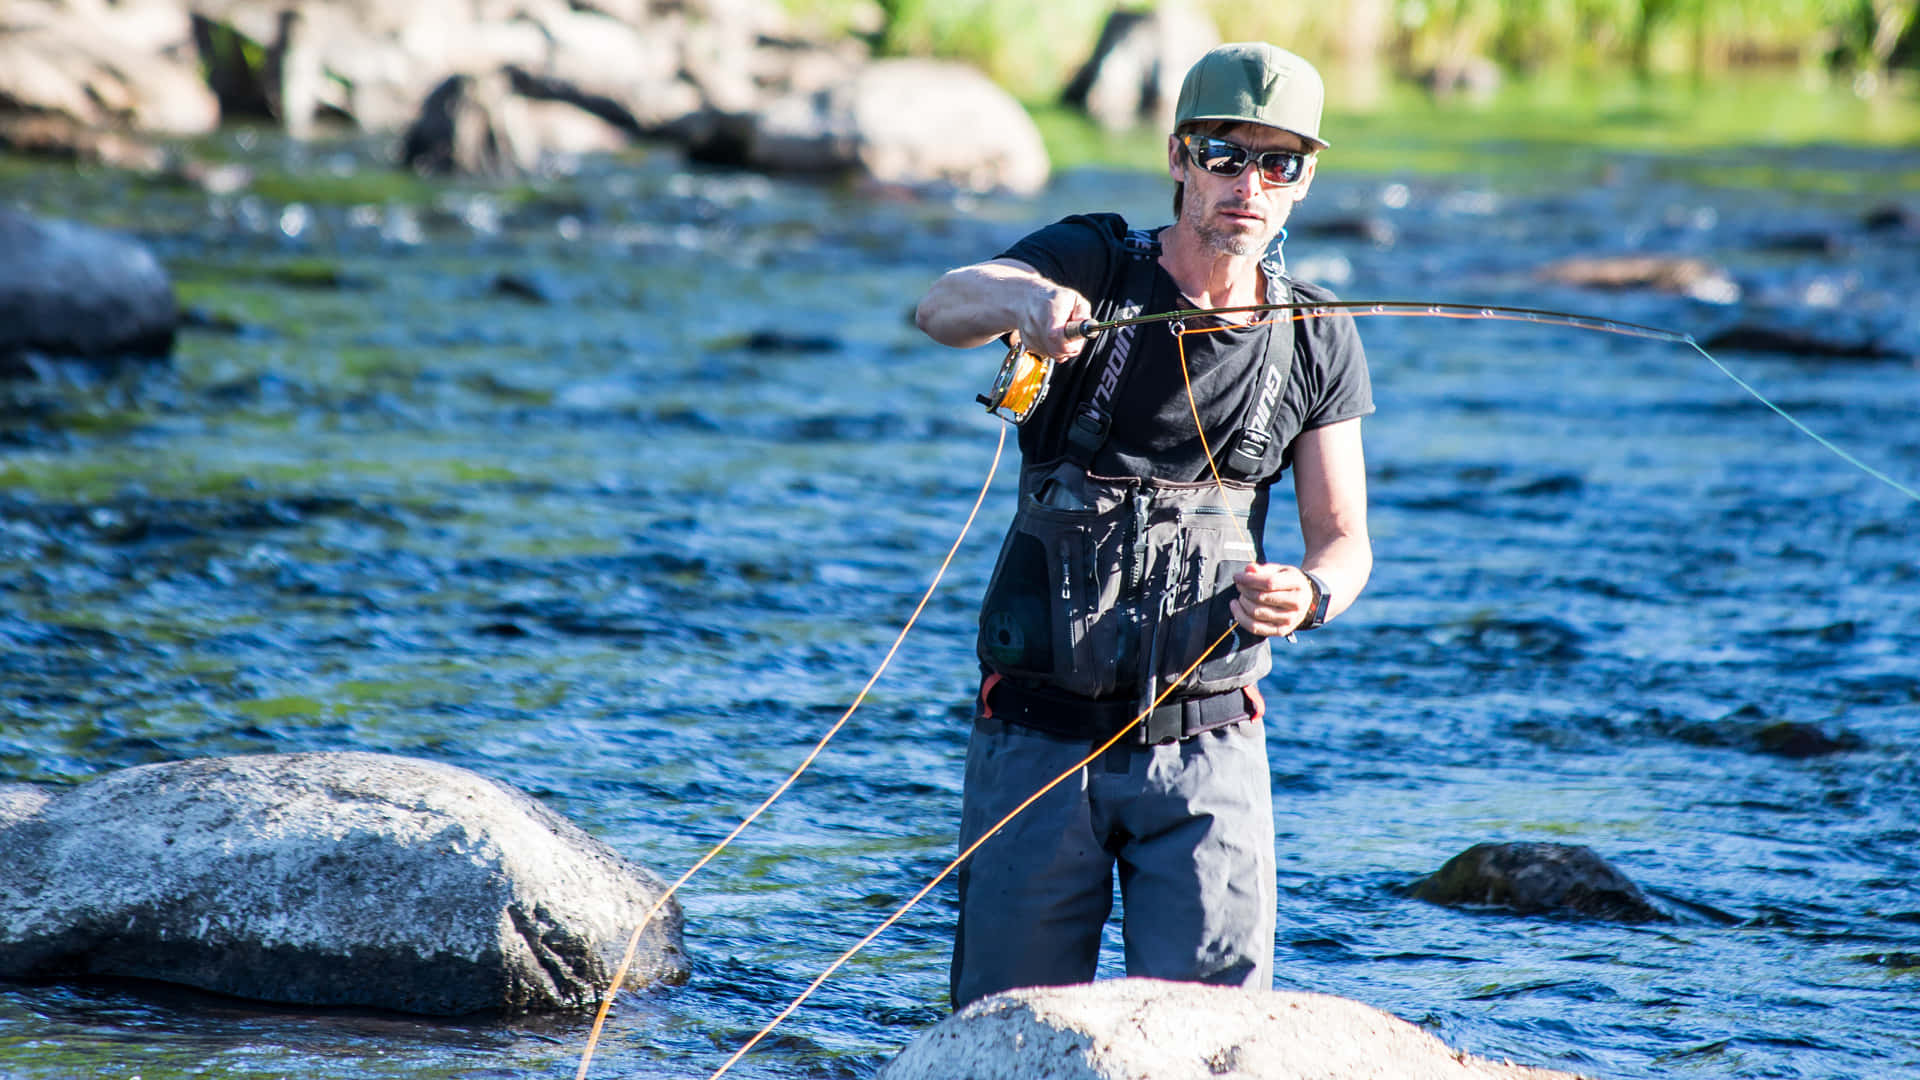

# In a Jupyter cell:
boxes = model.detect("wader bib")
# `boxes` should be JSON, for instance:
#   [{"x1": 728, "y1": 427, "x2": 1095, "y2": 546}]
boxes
[{"x1": 977, "y1": 226, "x2": 1297, "y2": 733}]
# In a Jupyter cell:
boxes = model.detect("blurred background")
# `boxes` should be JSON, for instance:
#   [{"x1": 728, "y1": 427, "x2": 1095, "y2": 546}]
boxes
[{"x1": 3, "y1": 2, "x2": 1918, "y2": 1079}]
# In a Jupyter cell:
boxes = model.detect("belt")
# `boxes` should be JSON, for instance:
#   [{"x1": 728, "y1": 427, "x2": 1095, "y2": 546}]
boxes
[{"x1": 979, "y1": 674, "x2": 1264, "y2": 745}]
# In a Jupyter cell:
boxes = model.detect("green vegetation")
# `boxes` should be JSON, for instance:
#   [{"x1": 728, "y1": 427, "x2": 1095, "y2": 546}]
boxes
[
  {"x1": 783, "y1": 0, "x2": 1919, "y2": 105},
  {"x1": 1030, "y1": 67, "x2": 1920, "y2": 189}
]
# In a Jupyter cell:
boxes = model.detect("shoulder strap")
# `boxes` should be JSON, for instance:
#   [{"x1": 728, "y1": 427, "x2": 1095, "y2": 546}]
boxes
[
  {"x1": 1062, "y1": 226, "x2": 1161, "y2": 468},
  {"x1": 1222, "y1": 257, "x2": 1297, "y2": 478}
]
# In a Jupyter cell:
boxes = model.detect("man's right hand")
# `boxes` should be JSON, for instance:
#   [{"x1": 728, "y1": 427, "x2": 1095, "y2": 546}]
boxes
[
  {"x1": 1013, "y1": 283, "x2": 1094, "y2": 360},
  {"x1": 915, "y1": 258, "x2": 1092, "y2": 357}
]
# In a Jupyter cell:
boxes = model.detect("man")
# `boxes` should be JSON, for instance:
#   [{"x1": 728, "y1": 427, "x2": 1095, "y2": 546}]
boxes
[{"x1": 914, "y1": 42, "x2": 1373, "y2": 1009}]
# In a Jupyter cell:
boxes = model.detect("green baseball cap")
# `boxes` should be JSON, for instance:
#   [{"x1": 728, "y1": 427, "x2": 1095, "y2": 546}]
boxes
[{"x1": 1174, "y1": 42, "x2": 1328, "y2": 150}]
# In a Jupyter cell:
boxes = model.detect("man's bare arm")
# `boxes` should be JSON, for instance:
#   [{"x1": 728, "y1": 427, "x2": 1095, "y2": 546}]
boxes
[
  {"x1": 915, "y1": 258, "x2": 1093, "y2": 359},
  {"x1": 1230, "y1": 417, "x2": 1371, "y2": 636}
]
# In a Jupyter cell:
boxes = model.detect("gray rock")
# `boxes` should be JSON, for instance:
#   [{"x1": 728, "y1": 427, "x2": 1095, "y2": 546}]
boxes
[
  {"x1": 1062, "y1": 4, "x2": 1220, "y2": 132},
  {"x1": 877, "y1": 978, "x2": 1590, "y2": 1080},
  {"x1": 738, "y1": 59, "x2": 1050, "y2": 195},
  {"x1": 0, "y1": 752, "x2": 688, "y2": 1015},
  {"x1": 403, "y1": 69, "x2": 629, "y2": 176},
  {"x1": 0, "y1": 209, "x2": 177, "y2": 371},
  {"x1": 1410, "y1": 841, "x2": 1672, "y2": 924},
  {"x1": 1536, "y1": 254, "x2": 1740, "y2": 304},
  {"x1": 0, "y1": 1, "x2": 219, "y2": 135},
  {"x1": 0, "y1": 786, "x2": 53, "y2": 829}
]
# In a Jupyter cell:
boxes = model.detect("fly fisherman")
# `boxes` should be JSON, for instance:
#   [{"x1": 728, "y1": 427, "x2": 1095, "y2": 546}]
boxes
[{"x1": 914, "y1": 42, "x2": 1374, "y2": 1008}]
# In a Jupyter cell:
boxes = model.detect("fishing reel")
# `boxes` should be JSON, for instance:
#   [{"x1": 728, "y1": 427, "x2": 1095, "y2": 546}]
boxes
[
  {"x1": 977, "y1": 337, "x2": 1054, "y2": 425},
  {"x1": 977, "y1": 321, "x2": 1100, "y2": 425}
]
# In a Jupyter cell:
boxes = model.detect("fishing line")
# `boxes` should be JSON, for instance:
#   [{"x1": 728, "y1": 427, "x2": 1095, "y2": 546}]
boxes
[
  {"x1": 1686, "y1": 339, "x2": 1920, "y2": 503},
  {"x1": 703, "y1": 624, "x2": 1237, "y2": 1080},
  {"x1": 701, "y1": 296, "x2": 1918, "y2": 1077},
  {"x1": 572, "y1": 424, "x2": 1007, "y2": 1080},
  {"x1": 1062, "y1": 300, "x2": 1915, "y2": 505}
]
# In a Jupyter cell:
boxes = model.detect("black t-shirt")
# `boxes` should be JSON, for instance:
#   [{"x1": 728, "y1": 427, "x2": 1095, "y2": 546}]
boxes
[{"x1": 999, "y1": 213, "x2": 1373, "y2": 484}]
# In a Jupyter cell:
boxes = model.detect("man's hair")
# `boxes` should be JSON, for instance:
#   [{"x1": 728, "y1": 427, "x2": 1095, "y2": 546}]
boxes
[{"x1": 1170, "y1": 119, "x2": 1235, "y2": 219}]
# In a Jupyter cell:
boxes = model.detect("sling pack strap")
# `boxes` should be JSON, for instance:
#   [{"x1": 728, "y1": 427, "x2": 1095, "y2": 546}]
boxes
[
  {"x1": 1063, "y1": 232, "x2": 1300, "y2": 481},
  {"x1": 1062, "y1": 227, "x2": 1162, "y2": 468},
  {"x1": 1222, "y1": 261, "x2": 1296, "y2": 477}
]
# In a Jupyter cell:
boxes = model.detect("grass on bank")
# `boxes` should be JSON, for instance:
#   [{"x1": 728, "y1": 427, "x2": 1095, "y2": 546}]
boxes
[
  {"x1": 1028, "y1": 67, "x2": 1920, "y2": 192},
  {"x1": 781, "y1": 0, "x2": 1920, "y2": 104}
]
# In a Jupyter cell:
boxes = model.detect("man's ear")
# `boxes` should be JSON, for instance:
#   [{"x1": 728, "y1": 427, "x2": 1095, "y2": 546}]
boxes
[{"x1": 1167, "y1": 134, "x2": 1185, "y2": 182}]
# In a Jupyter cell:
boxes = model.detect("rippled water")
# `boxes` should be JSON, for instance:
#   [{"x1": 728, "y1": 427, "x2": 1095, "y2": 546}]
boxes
[{"x1": 2, "y1": 128, "x2": 1918, "y2": 1080}]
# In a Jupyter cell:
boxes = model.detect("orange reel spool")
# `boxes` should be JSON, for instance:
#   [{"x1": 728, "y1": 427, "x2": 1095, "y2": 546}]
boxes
[{"x1": 977, "y1": 339, "x2": 1054, "y2": 425}]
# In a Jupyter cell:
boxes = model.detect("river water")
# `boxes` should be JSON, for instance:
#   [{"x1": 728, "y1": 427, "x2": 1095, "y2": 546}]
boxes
[{"x1": 2, "y1": 122, "x2": 1917, "y2": 1080}]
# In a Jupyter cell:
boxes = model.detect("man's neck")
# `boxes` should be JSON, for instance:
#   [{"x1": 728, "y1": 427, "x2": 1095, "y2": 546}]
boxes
[{"x1": 1158, "y1": 222, "x2": 1268, "y2": 314}]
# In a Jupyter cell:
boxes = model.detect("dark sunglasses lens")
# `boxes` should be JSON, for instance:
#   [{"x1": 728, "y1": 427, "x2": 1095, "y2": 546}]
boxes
[
  {"x1": 1258, "y1": 152, "x2": 1305, "y2": 185},
  {"x1": 1189, "y1": 137, "x2": 1248, "y2": 177}
]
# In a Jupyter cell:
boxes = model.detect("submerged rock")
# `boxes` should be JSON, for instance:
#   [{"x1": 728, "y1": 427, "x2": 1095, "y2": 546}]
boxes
[
  {"x1": 1698, "y1": 324, "x2": 1906, "y2": 362},
  {"x1": 878, "y1": 978, "x2": 1589, "y2": 1080},
  {"x1": 0, "y1": 209, "x2": 177, "y2": 375},
  {"x1": 0, "y1": 752, "x2": 688, "y2": 1015},
  {"x1": 1410, "y1": 841, "x2": 1672, "y2": 924}
]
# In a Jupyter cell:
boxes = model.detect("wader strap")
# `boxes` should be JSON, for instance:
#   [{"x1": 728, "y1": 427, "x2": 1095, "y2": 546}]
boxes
[
  {"x1": 980, "y1": 678, "x2": 1259, "y2": 745},
  {"x1": 1223, "y1": 261, "x2": 1296, "y2": 478},
  {"x1": 1064, "y1": 228, "x2": 1162, "y2": 468},
  {"x1": 978, "y1": 672, "x2": 1005, "y2": 720}
]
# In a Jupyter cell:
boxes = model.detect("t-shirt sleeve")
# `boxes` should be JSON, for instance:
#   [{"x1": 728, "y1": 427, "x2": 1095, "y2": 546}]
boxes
[
  {"x1": 996, "y1": 215, "x2": 1122, "y2": 307},
  {"x1": 1292, "y1": 281, "x2": 1375, "y2": 431}
]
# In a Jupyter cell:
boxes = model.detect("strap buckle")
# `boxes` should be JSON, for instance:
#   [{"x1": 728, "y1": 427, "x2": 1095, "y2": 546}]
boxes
[
  {"x1": 1225, "y1": 427, "x2": 1271, "y2": 473},
  {"x1": 1141, "y1": 702, "x2": 1184, "y2": 745}
]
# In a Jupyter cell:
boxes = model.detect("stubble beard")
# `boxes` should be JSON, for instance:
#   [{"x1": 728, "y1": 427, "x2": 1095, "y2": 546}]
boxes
[{"x1": 1186, "y1": 196, "x2": 1260, "y2": 257}]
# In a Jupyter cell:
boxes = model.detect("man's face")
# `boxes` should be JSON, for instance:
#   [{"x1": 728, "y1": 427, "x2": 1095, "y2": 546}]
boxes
[{"x1": 1169, "y1": 122, "x2": 1317, "y2": 257}]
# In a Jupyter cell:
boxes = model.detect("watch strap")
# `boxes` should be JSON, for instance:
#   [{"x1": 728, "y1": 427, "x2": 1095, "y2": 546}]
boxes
[{"x1": 1300, "y1": 569, "x2": 1332, "y2": 631}]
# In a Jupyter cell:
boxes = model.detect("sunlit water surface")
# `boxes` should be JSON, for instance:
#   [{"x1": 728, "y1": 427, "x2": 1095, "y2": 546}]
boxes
[{"x1": 2, "y1": 127, "x2": 1917, "y2": 1080}]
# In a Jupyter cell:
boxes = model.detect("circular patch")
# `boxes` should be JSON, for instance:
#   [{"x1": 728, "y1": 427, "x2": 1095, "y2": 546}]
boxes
[{"x1": 982, "y1": 610, "x2": 1027, "y2": 666}]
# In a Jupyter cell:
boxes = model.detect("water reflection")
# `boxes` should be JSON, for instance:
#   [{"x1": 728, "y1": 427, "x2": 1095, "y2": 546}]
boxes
[{"x1": 1, "y1": 128, "x2": 1917, "y2": 1079}]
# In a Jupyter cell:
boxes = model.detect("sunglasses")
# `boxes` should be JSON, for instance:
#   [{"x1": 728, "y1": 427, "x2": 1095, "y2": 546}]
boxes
[{"x1": 1179, "y1": 134, "x2": 1311, "y2": 187}]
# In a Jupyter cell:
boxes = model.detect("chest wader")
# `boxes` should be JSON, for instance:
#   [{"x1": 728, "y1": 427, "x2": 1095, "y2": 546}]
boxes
[{"x1": 977, "y1": 229, "x2": 1297, "y2": 741}]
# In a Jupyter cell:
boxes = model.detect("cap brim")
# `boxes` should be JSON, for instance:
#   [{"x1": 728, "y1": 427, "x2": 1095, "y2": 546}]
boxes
[{"x1": 1178, "y1": 115, "x2": 1329, "y2": 151}]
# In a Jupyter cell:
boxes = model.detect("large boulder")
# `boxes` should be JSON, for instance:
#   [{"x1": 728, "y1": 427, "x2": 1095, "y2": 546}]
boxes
[
  {"x1": 186, "y1": 0, "x2": 836, "y2": 139},
  {"x1": 0, "y1": 209, "x2": 178, "y2": 374},
  {"x1": 734, "y1": 58, "x2": 1051, "y2": 195},
  {"x1": 878, "y1": 979, "x2": 1589, "y2": 1080},
  {"x1": 1061, "y1": 4, "x2": 1220, "y2": 132},
  {"x1": 0, "y1": 0, "x2": 220, "y2": 135},
  {"x1": 400, "y1": 69, "x2": 632, "y2": 177},
  {"x1": 0, "y1": 752, "x2": 689, "y2": 1015},
  {"x1": 1409, "y1": 842, "x2": 1673, "y2": 924}
]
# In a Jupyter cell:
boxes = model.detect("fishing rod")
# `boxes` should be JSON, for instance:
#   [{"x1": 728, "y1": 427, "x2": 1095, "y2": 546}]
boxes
[
  {"x1": 983, "y1": 299, "x2": 1920, "y2": 504},
  {"x1": 594, "y1": 296, "x2": 1920, "y2": 1080},
  {"x1": 982, "y1": 298, "x2": 1690, "y2": 425}
]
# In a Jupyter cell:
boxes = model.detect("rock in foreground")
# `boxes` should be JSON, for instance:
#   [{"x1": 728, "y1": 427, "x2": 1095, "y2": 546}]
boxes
[
  {"x1": 0, "y1": 208, "x2": 177, "y2": 373},
  {"x1": 0, "y1": 752, "x2": 688, "y2": 1015},
  {"x1": 878, "y1": 979, "x2": 1589, "y2": 1080}
]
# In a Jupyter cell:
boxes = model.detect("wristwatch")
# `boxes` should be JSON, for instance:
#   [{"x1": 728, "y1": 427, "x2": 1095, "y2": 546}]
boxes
[{"x1": 1299, "y1": 570, "x2": 1332, "y2": 631}]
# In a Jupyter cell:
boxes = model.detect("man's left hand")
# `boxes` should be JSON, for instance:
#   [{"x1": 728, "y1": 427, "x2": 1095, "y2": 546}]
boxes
[{"x1": 1229, "y1": 562, "x2": 1316, "y2": 638}]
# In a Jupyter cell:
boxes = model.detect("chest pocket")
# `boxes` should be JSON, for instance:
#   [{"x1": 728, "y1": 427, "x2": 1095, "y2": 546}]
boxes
[{"x1": 977, "y1": 462, "x2": 1272, "y2": 704}]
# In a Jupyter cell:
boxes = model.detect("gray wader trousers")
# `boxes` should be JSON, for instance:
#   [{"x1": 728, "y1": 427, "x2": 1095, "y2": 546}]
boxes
[{"x1": 949, "y1": 710, "x2": 1277, "y2": 1010}]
